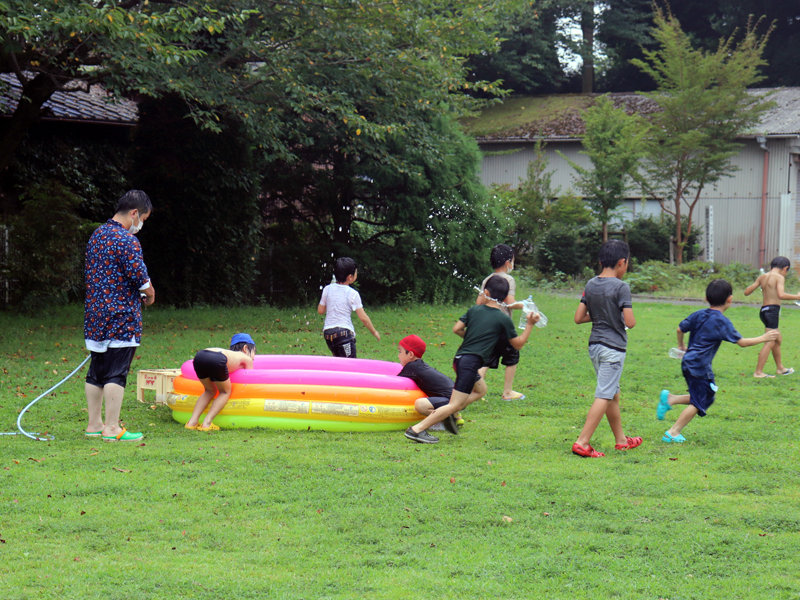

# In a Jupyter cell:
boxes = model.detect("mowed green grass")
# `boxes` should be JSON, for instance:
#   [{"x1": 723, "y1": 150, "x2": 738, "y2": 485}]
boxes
[{"x1": 1, "y1": 297, "x2": 799, "y2": 600}]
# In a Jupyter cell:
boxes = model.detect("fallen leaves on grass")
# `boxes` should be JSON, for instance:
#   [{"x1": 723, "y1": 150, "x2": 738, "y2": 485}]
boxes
[
  {"x1": 112, "y1": 468, "x2": 131, "y2": 473},
  {"x1": 449, "y1": 477, "x2": 455, "y2": 483},
  {"x1": 502, "y1": 516, "x2": 513, "y2": 523}
]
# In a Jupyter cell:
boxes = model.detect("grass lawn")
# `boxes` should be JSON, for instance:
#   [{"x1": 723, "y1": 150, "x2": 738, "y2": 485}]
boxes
[{"x1": 1, "y1": 296, "x2": 799, "y2": 599}]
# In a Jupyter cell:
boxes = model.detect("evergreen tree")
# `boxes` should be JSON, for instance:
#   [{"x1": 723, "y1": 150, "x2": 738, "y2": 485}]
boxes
[{"x1": 467, "y1": 0, "x2": 565, "y2": 95}]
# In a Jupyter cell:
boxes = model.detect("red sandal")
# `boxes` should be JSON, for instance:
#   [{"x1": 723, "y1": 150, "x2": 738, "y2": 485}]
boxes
[
  {"x1": 572, "y1": 442, "x2": 605, "y2": 458},
  {"x1": 615, "y1": 436, "x2": 643, "y2": 450}
]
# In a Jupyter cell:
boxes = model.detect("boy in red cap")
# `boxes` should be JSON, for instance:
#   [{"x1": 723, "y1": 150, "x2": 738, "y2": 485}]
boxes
[
  {"x1": 184, "y1": 333, "x2": 256, "y2": 432},
  {"x1": 397, "y1": 335, "x2": 463, "y2": 436}
]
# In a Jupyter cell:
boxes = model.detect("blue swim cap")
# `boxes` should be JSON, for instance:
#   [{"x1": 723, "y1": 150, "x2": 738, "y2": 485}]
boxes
[{"x1": 230, "y1": 333, "x2": 255, "y2": 347}]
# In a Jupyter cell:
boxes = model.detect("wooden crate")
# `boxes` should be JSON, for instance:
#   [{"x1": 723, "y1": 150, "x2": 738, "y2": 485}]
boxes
[{"x1": 136, "y1": 368, "x2": 181, "y2": 405}]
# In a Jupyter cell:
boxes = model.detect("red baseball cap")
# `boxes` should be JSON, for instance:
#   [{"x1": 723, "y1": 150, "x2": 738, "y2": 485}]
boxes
[{"x1": 399, "y1": 335, "x2": 426, "y2": 358}]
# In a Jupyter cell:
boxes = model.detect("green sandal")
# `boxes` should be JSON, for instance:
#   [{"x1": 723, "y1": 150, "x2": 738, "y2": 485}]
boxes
[{"x1": 102, "y1": 428, "x2": 144, "y2": 442}]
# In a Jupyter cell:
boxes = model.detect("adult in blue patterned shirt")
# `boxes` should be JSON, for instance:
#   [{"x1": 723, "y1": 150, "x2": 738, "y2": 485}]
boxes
[{"x1": 84, "y1": 190, "x2": 155, "y2": 442}]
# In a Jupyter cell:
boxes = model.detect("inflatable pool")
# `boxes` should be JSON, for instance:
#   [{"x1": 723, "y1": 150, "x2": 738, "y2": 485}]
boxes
[{"x1": 166, "y1": 355, "x2": 426, "y2": 431}]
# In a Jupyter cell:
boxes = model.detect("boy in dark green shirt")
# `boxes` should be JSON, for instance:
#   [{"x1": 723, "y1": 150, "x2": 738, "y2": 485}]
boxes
[{"x1": 404, "y1": 275, "x2": 540, "y2": 444}]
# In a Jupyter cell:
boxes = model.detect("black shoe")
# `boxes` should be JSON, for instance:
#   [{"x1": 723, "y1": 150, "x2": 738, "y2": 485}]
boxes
[
  {"x1": 442, "y1": 414, "x2": 460, "y2": 435},
  {"x1": 404, "y1": 427, "x2": 439, "y2": 444}
]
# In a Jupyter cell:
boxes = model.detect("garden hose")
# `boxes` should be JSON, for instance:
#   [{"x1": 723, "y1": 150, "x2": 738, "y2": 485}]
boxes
[{"x1": 1, "y1": 355, "x2": 91, "y2": 441}]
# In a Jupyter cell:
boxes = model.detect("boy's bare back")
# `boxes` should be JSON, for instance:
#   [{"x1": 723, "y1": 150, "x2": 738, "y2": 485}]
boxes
[
  {"x1": 759, "y1": 272, "x2": 784, "y2": 306},
  {"x1": 205, "y1": 348, "x2": 254, "y2": 373},
  {"x1": 745, "y1": 270, "x2": 799, "y2": 306}
]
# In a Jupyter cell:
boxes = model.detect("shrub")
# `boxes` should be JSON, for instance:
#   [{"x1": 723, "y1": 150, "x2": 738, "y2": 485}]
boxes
[
  {"x1": 624, "y1": 260, "x2": 692, "y2": 294},
  {"x1": 6, "y1": 181, "x2": 95, "y2": 312},
  {"x1": 546, "y1": 191, "x2": 595, "y2": 228},
  {"x1": 626, "y1": 214, "x2": 702, "y2": 263},
  {"x1": 718, "y1": 262, "x2": 760, "y2": 290},
  {"x1": 536, "y1": 223, "x2": 601, "y2": 275}
]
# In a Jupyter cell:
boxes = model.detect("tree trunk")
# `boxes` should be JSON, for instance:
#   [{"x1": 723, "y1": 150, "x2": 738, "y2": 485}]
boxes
[
  {"x1": 602, "y1": 219, "x2": 608, "y2": 242},
  {"x1": 0, "y1": 74, "x2": 59, "y2": 173},
  {"x1": 674, "y1": 193, "x2": 683, "y2": 265},
  {"x1": 581, "y1": 1, "x2": 594, "y2": 95}
]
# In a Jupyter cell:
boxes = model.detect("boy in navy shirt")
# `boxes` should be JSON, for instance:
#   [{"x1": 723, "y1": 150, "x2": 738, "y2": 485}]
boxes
[{"x1": 657, "y1": 279, "x2": 779, "y2": 442}]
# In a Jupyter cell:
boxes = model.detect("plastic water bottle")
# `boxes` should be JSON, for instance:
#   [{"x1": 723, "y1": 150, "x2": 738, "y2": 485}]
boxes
[
  {"x1": 519, "y1": 296, "x2": 548, "y2": 329},
  {"x1": 668, "y1": 348, "x2": 685, "y2": 359}
]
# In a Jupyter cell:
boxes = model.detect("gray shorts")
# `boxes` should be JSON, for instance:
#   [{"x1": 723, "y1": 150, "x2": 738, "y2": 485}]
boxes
[{"x1": 588, "y1": 344, "x2": 626, "y2": 400}]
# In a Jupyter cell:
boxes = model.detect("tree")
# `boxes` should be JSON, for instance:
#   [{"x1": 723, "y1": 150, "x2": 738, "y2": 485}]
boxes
[
  {"x1": 130, "y1": 95, "x2": 259, "y2": 307},
  {"x1": 0, "y1": 0, "x2": 235, "y2": 173},
  {"x1": 260, "y1": 114, "x2": 504, "y2": 304},
  {"x1": 596, "y1": 0, "x2": 657, "y2": 92},
  {"x1": 598, "y1": 1, "x2": 800, "y2": 93},
  {"x1": 632, "y1": 7, "x2": 774, "y2": 264},
  {"x1": 2, "y1": 1, "x2": 508, "y2": 175},
  {"x1": 467, "y1": 0, "x2": 565, "y2": 95},
  {"x1": 562, "y1": 95, "x2": 646, "y2": 241},
  {"x1": 3, "y1": 1, "x2": 512, "y2": 306}
]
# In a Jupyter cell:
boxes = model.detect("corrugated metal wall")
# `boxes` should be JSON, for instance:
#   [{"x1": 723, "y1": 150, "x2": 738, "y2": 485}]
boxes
[
  {"x1": 479, "y1": 137, "x2": 800, "y2": 268},
  {"x1": 479, "y1": 138, "x2": 793, "y2": 198}
]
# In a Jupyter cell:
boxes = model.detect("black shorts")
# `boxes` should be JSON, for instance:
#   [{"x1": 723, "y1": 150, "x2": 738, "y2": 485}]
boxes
[
  {"x1": 193, "y1": 350, "x2": 230, "y2": 382},
  {"x1": 427, "y1": 396, "x2": 451, "y2": 410},
  {"x1": 324, "y1": 328, "x2": 357, "y2": 358},
  {"x1": 759, "y1": 305, "x2": 780, "y2": 329},
  {"x1": 683, "y1": 370, "x2": 716, "y2": 417},
  {"x1": 483, "y1": 338, "x2": 520, "y2": 369},
  {"x1": 452, "y1": 354, "x2": 484, "y2": 394},
  {"x1": 86, "y1": 346, "x2": 137, "y2": 388}
]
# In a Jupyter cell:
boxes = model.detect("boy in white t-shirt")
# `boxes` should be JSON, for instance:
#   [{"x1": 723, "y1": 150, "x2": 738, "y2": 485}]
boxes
[{"x1": 317, "y1": 257, "x2": 380, "y2": 358}]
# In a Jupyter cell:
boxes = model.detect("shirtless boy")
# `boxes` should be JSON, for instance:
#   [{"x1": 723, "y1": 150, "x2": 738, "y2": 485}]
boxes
[
  {"x1": 185, "y1": 333, "x2": 256, "y2": 431},
  {"x1": 744, "y1": 257, "x2": 800, "y2": 378}
]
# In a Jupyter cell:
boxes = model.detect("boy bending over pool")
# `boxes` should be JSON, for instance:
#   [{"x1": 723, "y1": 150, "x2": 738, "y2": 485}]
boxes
[
  {"x1": 397, "y1": 334, "x2": 463, "y2": 435},
  {"x1": 185, "y1": 333, "x2": 256, "y2": 432},
  {"x1": 404, "y1": 276, "x2": 539, "y2": 444}
]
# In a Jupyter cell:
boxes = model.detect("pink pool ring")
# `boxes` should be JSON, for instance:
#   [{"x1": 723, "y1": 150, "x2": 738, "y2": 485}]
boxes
[{"x1": 168, "y1": 355, "x2": 427, "y2": 432}]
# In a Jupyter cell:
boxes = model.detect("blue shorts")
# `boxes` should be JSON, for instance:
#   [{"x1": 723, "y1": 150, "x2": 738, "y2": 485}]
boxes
[{"x1": 683, "y1": 370, "x2": 716, "y2": 417}]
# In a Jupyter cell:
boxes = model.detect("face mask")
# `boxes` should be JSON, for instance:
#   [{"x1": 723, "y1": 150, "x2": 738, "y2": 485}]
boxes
[
  {"x1": 507, "y1": 262, "x2": 514, "y2": 273},
  {"x1": 128, "y1": 212, "x2": 143, "y2": 234}
]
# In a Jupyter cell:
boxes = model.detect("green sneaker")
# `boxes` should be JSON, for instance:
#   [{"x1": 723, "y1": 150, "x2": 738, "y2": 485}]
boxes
[{"x1": 102, "y1": 428, "x2": 144, "y2": 442}]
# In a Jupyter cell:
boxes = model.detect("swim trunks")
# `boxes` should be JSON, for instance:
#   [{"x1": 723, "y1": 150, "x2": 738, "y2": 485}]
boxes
[{"x1": 759, "y1": 304, "x2": 780, "y2": 329}]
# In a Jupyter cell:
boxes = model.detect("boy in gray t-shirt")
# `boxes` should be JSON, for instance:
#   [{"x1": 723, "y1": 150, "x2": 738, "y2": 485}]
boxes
[{"x1": 572, "y1": 240, "x2": 642, "y2": 458}]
